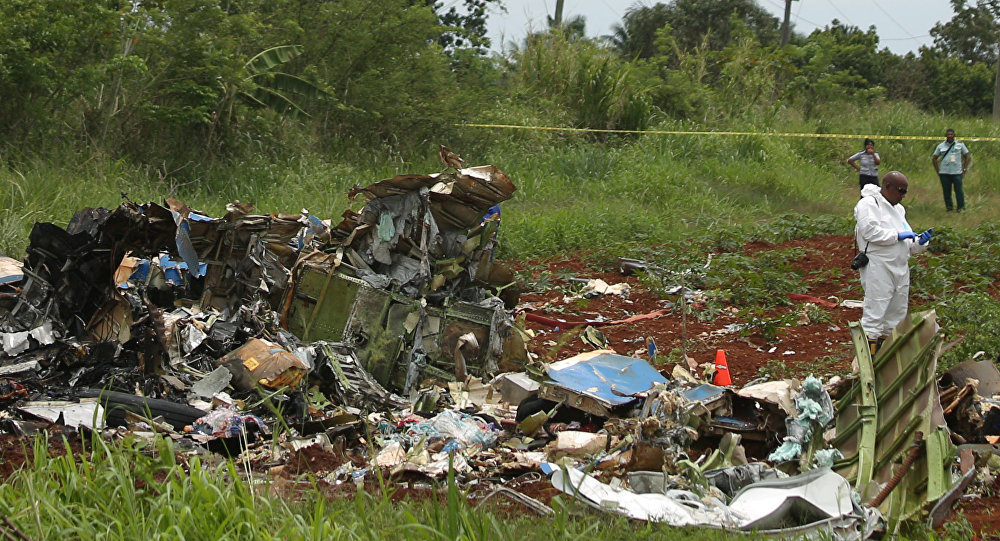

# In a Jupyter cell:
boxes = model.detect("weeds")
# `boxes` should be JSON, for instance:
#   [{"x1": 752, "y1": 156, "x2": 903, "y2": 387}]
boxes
[
  {"x1": 802, "y1": 303, "x2": 832, "y2": 325},
  {"x1": 809, "y1": 355, "x2": 851, "y2": 379},
  {"x1": 693, "y1": 290, "x2": 729, "y2": 322},
  {"x1": 738, "y1": 308, "x2": 796, "y2": 344},
  {"x1": 0, "y1": 433, "x2": 743, "y2": 540},
  {"x1": 935, "y1": 512, "x2": 975, "y2": 540},
  {"x1": 697, "y1": 249, "x2": 802, "y2": 309},
  {"x1": 751, "y1": 214, "x2": 853, "y2": 244},
  {"x1": 755, "y1": 359, "x2": 791, "y2": 380},
  {"x1": 933, "y1": 291, "x2": 1000, "y2": 371},
  {"x1": 903, "y1": 222, "x2": 1000, "y2": 369}
]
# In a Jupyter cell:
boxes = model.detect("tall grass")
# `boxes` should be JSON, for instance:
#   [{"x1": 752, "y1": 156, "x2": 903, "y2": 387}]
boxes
[
  {"x1": 2, "y1": 100, "x2": 999, "y2": 264},
  {"x1": 510, "y1": 31, "x2": 654, "y2": 132},
  {"x1": 0, "y1": 433, "x2": 745, "y2": 540}
]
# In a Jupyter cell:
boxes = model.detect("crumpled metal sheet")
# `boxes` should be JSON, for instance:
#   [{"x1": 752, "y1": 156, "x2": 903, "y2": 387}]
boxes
[
  {"x1": 730, "y1": 467, "x2": 856, "y2": 530},
  {"x1": 538, "y1": 350, "x2": 666, "y2": 417},
  {"x1": 550, "y1": 464, "x2": 881, "y2": 539},
  {"x1": 337, "y1": 191, "x2": 505, "y2": 293},
  {"x1": 833, "y1": 311, "x2": 955, "y2": 527},
  {"x1": 348, "y1": 166, "x2": 515, "y2": 226},
  {"x1": 1, "y1": 322, "x2": 57, "y2": 357},
  {"x1": 310, "y1": 341, "x2": 407, "y2": 411},
  {"x1": 937, "y1": 359, "x2": 1000, "y2": 443},
  {"x1": 942, "y1": 359, "x2": 1000, "y2": 397},
  {"x1": 0, "y1": 199, "x2": 325, "y2": 401},
  {"x1": 280, "y1": 179, "x2": 526, "y2": 395},
  {"x1": 549, "y1": 464, "x2": 740, "y2": 526},
  {"x1": 738, "y1": 380, "x2": 799, "y2": 416},
  {"x1": 18, "y1": 400, "x2": 105, "y2": 429},
  {"x1": 335, "y1": 167, "x2": 517, "y2": 305}
]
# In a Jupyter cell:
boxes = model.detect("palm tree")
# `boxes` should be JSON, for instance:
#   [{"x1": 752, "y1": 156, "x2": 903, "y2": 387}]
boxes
[
  {"x1": 609, "y1": 3, "x2": 670, "y2": 60},
  {"x1": 209, "y1": 45, "x2": 330, "y2": 149}
]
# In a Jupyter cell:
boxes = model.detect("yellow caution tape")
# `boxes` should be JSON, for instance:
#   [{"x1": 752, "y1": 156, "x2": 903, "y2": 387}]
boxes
[{"x1": 457, "y1": 123, "x2": 1000, "y2": 142}]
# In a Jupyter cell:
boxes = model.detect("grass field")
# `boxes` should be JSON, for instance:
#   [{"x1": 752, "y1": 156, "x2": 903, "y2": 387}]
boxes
[{"x1": 3, "y1": 101, "x2": 997, "y2": 261}]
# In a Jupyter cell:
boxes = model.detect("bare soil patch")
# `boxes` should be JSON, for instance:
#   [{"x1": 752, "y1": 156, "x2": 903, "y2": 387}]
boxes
[{"x1": 514, "y1": 234, "x2": 862, "y2": 384}]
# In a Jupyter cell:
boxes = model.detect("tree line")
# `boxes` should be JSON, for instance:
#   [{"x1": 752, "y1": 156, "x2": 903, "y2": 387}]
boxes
[{"x1": 0, "y1": 0, "x2": 996, "y2": 168}]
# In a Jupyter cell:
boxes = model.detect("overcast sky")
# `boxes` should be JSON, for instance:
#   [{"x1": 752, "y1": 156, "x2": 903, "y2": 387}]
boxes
[{"x1": 487, "y1": 1, "x2": 957, "y2": 56}]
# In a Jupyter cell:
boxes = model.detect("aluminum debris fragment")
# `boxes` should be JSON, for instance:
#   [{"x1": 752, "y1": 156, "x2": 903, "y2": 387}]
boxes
[
  {"x1": 538, "y1": 350, "x2": 666, "y2": 417},
  {"x1": 834, "y1": 311, "x2": 957, "y2": 528},
  {"x1": 18, "y1": 400, "x2": 105, "y2": 429},
  {"x1": 190, "y1": 367, "x2": 234, "y2": 399}
]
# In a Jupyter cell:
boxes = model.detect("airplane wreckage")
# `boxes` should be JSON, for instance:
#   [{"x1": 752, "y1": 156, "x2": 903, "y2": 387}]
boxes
[{"x1": 0, "y1": 159, "x2": 994, "y2": 538}]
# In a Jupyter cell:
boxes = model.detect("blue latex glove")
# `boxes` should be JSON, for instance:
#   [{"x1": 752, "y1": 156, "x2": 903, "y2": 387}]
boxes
[
  {"x1": 918, "y1": 228, "x2": 933, "y2": 245},
  {"x1": 898, "y1": 231, "x2": 918, "y2": 241}
]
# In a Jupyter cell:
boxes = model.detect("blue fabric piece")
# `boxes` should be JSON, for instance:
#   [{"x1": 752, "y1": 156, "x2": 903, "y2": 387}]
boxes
[{"x1": 482, "y1": 204, "x2": 501, "y2": 222}]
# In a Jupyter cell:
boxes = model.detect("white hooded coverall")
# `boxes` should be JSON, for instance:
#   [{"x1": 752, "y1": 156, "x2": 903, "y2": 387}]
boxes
[{"x1": 854, "y1": 184, "x2": 928, "y2": 339}]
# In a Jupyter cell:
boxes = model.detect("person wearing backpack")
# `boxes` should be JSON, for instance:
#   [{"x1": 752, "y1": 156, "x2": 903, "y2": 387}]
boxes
[{"x1": 931, "y1": 128, "x2": 971, "y2": 212}]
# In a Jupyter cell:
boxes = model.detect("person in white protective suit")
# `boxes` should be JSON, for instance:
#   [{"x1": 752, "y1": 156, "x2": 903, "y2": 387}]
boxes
[{"x1": 853, "y1": 171, "x2": 933, "y2": 355}]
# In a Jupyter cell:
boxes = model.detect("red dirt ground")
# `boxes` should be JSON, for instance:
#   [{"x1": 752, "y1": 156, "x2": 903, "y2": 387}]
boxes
[
  {"x1": 513, "y1": 234, "x2": 862, "y2": 384},
  {"x1": 950, "y1": 491, "x2": 1000, "y2": 540},
  {"x1": 0, "y1": 428, "x2": 86, "y2": 478}
]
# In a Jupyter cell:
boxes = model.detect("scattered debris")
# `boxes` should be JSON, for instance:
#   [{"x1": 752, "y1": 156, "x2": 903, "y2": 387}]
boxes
[{"x1": 0, "y1": 159, "x2": 989, "y2": 537}]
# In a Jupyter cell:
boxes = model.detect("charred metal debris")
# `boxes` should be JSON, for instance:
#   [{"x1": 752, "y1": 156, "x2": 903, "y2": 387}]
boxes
[
  {"x1": 0, "y1": 161, "x2": 991, "y2": 538},
  {"x1": 0, "y1": 164, "x2": 521, "y2": 429}
]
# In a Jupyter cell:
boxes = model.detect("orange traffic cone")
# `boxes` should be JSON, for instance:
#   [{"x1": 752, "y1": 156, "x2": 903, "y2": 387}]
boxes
[{"x1": 712, "y1": 349, "x2": 732, "y2": 386}]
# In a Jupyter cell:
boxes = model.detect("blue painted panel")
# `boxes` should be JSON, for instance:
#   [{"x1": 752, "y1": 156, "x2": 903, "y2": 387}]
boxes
[
  {"x1": 683, "y1": 383, "x2": 726, "y2": 404},
  {"x1": 546, "y1": 352, "x2": 665, "y2": 406},
  {"x1": 159, "y1": 254, "x2": 207, "y2": 286},
  {"x1": 118, "y1": 259, "x2": 150, "y2": 289}
]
